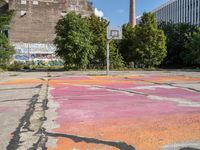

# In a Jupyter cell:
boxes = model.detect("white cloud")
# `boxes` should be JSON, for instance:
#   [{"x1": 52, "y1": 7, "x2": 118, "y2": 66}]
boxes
[{"x1": 94, "y1": 8, "x2": 104, "y2": 18}]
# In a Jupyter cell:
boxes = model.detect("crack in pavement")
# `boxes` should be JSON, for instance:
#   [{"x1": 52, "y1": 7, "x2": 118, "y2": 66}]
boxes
[
  {"x1": 3, "y1": 74, "x2": 200, "y2": 149},
  {"x1": 6, "y1": 94, "x2": 39, "y2": 150},
  {"x1": 6, "y1": 81, "x2": 48, "y2": 150},
  {"x1": 42, "y1": 129, "x2": 135, "y2": 150},
  {"x1": 64, "y1": 82, "x2": 200, "y2": 108},
  {"x1": 167, "y1": 83, "x2": 200, "y2": 93},
  {"x1": 124, "y1": 77, "x2": 200, "y2": 93},
  {"x1": 0, "y1": 85, "x2": 42, "y2": 91},
  {"x1": 90, "y1": 85, "x2": 147, "y2": 96},
  {"x1": 41, "y1": 78, "x2": 136, "y2": 150},
  {"x1": 0, "y1": 98, "x2": 30, "y2": 103},
  {"x1": 3, "y1": 75, "x2": 155, "y2": 150},
  {"x1": 180, "y1": 148, "x2": 200, "y2": 150},
  {"x1": 93, "y1": 85, "x2": 200, "y2": 108}
]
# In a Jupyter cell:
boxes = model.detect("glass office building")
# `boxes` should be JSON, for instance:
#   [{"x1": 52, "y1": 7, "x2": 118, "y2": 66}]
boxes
[{"x1": 140, "y1": 0, "x2": 200, "y2": 26}]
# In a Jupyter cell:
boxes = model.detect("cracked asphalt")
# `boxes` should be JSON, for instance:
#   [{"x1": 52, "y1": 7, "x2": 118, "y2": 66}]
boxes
[{"x1": 0, "y1": 71, "x2": 200, "y2": 150}]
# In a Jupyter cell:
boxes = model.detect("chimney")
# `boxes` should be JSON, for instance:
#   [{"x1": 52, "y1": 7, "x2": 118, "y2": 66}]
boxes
[{"x1": 129, "y1": 0, "x2": 136, "y2": 27}]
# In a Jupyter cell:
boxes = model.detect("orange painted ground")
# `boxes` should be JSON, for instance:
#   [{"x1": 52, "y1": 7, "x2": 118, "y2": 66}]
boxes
[{"x1": 47, "y1": 75, "x2": 200, "y2": 150}]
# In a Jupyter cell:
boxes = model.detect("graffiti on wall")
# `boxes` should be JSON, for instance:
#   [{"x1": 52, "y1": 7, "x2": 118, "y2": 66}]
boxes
[
  {"x1": 13, "y1": 43, "x2": 56, "y2": 54},
  {"x1": 13, "y1": 43, "x2": 58, "y2": 61}
]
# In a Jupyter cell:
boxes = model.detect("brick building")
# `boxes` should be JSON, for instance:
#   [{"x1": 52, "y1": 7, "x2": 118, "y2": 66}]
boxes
[{"x1": 8, "y1": 0, "x2": 93, "y2": 61}]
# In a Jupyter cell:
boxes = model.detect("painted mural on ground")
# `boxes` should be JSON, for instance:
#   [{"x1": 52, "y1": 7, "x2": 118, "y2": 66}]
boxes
[
  {"x1": 45, "y1": 75, "x2": 200, "y2": 150},
  {"x1": 1, "y1": 74, "x2": 200, "y2": 149}
]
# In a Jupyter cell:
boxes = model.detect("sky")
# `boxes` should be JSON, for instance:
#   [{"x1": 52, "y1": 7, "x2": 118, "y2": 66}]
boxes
[{"x1": 91, "y1": 0, "x2": 167, "y2": 26}]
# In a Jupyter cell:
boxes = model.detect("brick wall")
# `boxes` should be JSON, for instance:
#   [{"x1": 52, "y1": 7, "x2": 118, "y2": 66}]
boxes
[{"x1": 9, "y1": 0, "x2": 93, "y2": 43}]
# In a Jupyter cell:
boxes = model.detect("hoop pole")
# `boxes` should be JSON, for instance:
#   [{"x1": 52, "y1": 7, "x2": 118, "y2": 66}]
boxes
[{"x1": 106, "y1": 40, "x2": 111, "y2": 75}]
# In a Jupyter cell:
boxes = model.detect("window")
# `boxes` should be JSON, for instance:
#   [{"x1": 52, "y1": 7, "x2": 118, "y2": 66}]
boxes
[
  {"x1": 33, "y1": 1, "x2": 39, "y2": 5},
  {"x1": 21, "y1": 0, "x2": 26, "y2": 5}
]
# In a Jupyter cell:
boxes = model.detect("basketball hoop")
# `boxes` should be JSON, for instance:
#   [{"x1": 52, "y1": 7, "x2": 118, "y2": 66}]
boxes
[
  {"x1": 106, "y1": 27, "x2": 123, "y2": 75},
  {"x1": 107, "y1": 27, "x2": 122, "y2": 40}
]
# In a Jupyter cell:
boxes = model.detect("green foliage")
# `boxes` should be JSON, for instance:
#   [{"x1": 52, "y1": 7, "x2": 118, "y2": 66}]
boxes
[
  {"x1": 87, "y1": 14, "x2": 107, "y2": 68},
  {"x1": 109, "y1": 40, "x2": 125, "y2": 69},
  {"x1": 7, "y1": 61, "x2": 24, "y2": 71},
  {"x1": 0, "y1": 8, "x2": 14, "y2": 31},
  {"x1": 0, "y1": 33, "x2": 15, "y2": 68},
  {"x1": 134, "y1": 13, "x2": 167, "y2": 67},
  {"x1": 55, "y1": 12, "x2": 124, "y2": 70},
  {"x1": 184, "y1": 28, "x2": 200, "y2": 65},
  {"x1": 119, "y1": 24, "x2": 135, "y2": 66},
  {"x1": 7, "y1": 60, "x2": 64, "y2": 71},
  {"x1": 54, "y1": 12, "x2": 94, "y2": 70},
  {"x1": 120, "y1": 13, "x2": 167, "y2": 68},
  {"x1": 0, "y1": 6, "x2": 15, "y2": 69},
  {"x1": 158, "y1": 21, "x2": 197, "y2": 66},
  {"x1": 0, "y1": 67, "x2": 3, "y2": 72},
  {"x1": 87, "y1": 14, "x2": 124, "y2": 69}
]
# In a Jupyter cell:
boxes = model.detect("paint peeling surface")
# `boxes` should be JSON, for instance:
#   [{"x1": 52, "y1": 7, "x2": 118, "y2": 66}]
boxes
[
  {"x1": 1, "y1": 72, "x2": 200, "y2": 150},
  {"x1": 0, "y1": 72, "x2": 47, "y2": 150},
  {"x1": 45, "y1": 75, "x2": 200, "y2": 150}
]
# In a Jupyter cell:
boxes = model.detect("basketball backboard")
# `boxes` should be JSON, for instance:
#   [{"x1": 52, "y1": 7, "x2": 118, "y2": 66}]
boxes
[{"x1": 107, "y1": 27, "x2": 122, "y2": 40}]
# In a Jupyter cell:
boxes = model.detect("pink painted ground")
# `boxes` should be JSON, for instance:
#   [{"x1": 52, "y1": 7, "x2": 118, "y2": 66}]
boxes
[{"x1": 48, "y1": 75, "x2": 200, "y2": 150}]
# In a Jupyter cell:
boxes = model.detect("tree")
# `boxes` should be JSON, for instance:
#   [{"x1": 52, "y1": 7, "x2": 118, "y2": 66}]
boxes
[
  {"x1": 87, "y1": 14, "x2": 107, "y2": 69},
  {"x1": 133, "y1": 13, "x2": 167, "y2": 67},
  {"x1": 87, "y1": 14, "x2": 124, "y2": 69},
  {"x1": 55, "y1": 12, "x2": 124, "y2": 70},
  {"x1": 54, "y1": 12, "x2": 94, "y2": 70},
  {"x1": 184, "y1": 28, "x2": 200, "y2": 66},
  {"x1": 0, "y1": 32, "x2": 15, "y2": 68},
  {"x1": 158, "y1": 21, "x2": 197, "y2": 66},
  {"x1": 109, "y1": 40, "x2": 125, "y2": 69},
  {"x1": 119, "y1": 13, "x2": 167, "y2": 68},
  {"x1": 0, "y1": 3, "x2": 15, "y2": 68},
  {"x1": 119, "y1": 24, "x2": 136, "y2": 66}
]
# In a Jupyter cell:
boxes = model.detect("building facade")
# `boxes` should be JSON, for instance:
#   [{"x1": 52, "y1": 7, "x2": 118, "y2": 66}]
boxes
[
  {"x1": 137, "y1": 0, "x2": 200, "y2": 26},
  {"x1": 8, "y1": 0, "x2": 93, "y2": 62},
  {"x1": 152, "y1": 0, "x2": 200, "y2": 26}
]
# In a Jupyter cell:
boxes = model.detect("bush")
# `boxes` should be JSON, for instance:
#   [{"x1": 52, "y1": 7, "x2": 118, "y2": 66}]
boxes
[
  {"x1": 158, "y1": 21, "x2": 197, "y2": 66},
  {"x1": 0, "y1": 67, "x2": 4, "y2": 72},
  {"x1": 184, "y1": 28, "x2": 200, "y2": 66},
  {"x1": 0, "y1": 9, "x2": 15, "y2": 69},
  {"x1": 0, "y1": 34, "x2": 15, "y2": 68},
  {"x1": 7, "y1": 61, "x2": 24, "y2": 71}
]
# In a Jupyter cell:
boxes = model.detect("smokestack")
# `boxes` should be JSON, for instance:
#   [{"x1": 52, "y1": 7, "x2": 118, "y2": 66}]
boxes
[{"x1": 129, "y1": 0, "x2": 136, "y2": 27}]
